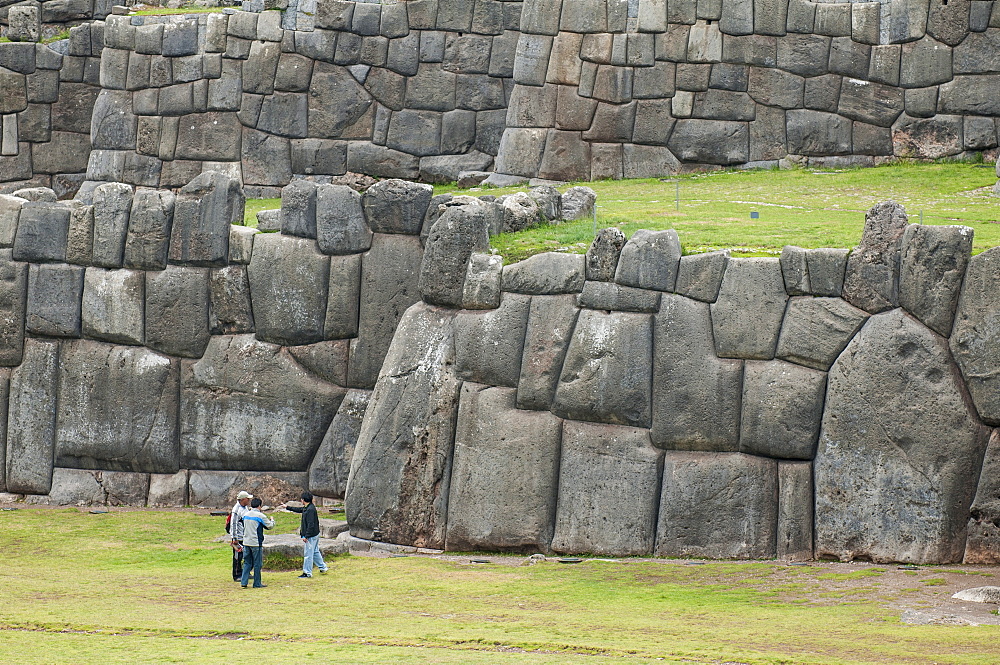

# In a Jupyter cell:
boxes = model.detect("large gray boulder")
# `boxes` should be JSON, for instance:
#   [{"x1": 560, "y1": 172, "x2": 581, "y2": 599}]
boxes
[
  {"x1": 655, "y1": 452, "x2": 778, "y2": 559},
  {"x1": 316, "y1": 184, "x2": 372, "y2": 255},
  {"x1": 711, "y1": 258, "x2": 787, "y2": 359},
  {"x1": 145, "y1": 266, "x2": 210, "y2": 358},
  {"x1": 775, "y1": 296, "x2": 868, "y2": 371},
  {"x1": 169, "y1": 171, "x2": 244, "y2": 267},
  {"x1": 445, "y1": 384, "x2": 562, "y2": 553},
  {"x1": 675, "y1": 250, "x2": 730, "y2": 302},
  {"x1": 247, "y1": 233, "x2": 330, "y2": 346},
  {"x1": 361, "y1": 179, "x2": 434, "y2": 235},
  {"x1": 561, "y1": 185, "x2": 596, "y2": 220},
  {"x1": 806, "y1": 247, "x2": 849, "y2": 297},
  {"x1": 499, "y1": 192, "x2": 542, "y2": 233},
  {"x1": 585, "y1": 227, "x2": 626, "y2": 282},
  {"x1": 124, "y1": 189, "x2": 174, "y2": 271},
  {"x1": 347, "y1": 233, "x2": 424, "y2": 388},
  {"x1": 740, "y1": 360, "x2": 827, "y2": 460},
  {"x1": 91, "y1": 182, "x2": 132, "y2": 269},
  {"x1": 55, "y1": 340, "x2": 179, "y2": 473},
  {"x1": 815, "y1": 309, "x2": 990, "y2": 564},
  {"x1": 346, "y1": 303, "x2": 461, "y2": 549},
  {"x1": 308, "y1": 389, "x2": 370, "y2": 499},
  {"x1": 81, "y1": 267, "x2": 145, "y2": 346},
  {"x1": 951, "y1": 247, "x2": 1000, "y2": 425},
  {"x1": 501, "y1": 252, "x2": 585, "y2": 295},
  {"x1": 287, "y1": 340, "x2": 351, "y2": 387},
  {"x1": 552, "y1": 310, "x2": 653, "y2": 428},
  {"x1": 181, "y1": 334, "x2": 345, "y2": 470},
  {"x1": 551, "y1": 420, "x2": 662, "y2": 556},
  {"x1": 0, "y1": 249, "x2": 27, "y2": 366},
  {"x1": 5, "y1": 339, "x2": 59, "y2": 494},
  {"x1": 842, "y1": 200, "x2": 908, "y2": 313},
  {"x1": 455, "y1": 293, "x2": 530, "y2": 388},
  {"x1": 517, "y1": 294, "x2": 579, "y2": 411},
  {"x1": 26, "y1": 263, "x2": 84, "y2": 338},
  {"x1": 614, "y1": 229, "x2": 682, "y2": 292},
  {"x1": 0, "y1": 194, "x2": 24, "y2": 248},
  {"x1": 577, "y1": 281, "x2": 662, "y2": 313},
  {"x1": 38, "y1": 469, "x2": 151, "y2": 507},
  {"x1": 899, "y1": 224, "x2": 973, "y2": 337},
  {"x1": 419, "y1": 204, "x2": 491, "y2": 307},
  {"x1": 652, "y1": 294, "x2": 743, "y2": 451}
]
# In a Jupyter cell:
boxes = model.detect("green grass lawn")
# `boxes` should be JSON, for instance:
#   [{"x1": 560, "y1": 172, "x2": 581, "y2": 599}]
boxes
[
  {"x1": 0, "y1": 508, "x2": 998, "y2": 664},
  {"x1": 244, "y1": 162, "x2": 1000, "y2": 264}
]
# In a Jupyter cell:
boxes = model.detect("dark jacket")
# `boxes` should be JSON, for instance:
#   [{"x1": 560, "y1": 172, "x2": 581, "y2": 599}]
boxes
[{"x1": 288, "y1": 502, "x2": 320, "y2": 539}]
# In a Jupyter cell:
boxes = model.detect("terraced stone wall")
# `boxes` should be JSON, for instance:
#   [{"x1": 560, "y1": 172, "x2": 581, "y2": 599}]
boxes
[{"x1": 347, "y1": 200, "x2": 1000, "y2": 564}]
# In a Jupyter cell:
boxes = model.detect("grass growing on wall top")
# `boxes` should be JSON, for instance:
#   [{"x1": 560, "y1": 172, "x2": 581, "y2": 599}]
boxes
[
  {"x1": 244, "y1": 162, "x2": 1000, "y2": 264},
  {"x1": 1, "y1": 508, "x2": 999, "y2": 664}
]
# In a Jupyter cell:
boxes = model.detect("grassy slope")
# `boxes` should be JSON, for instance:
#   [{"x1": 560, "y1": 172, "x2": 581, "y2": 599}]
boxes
[{"x1": 0, "y1": 509, "x2": 997, "y2": 664}]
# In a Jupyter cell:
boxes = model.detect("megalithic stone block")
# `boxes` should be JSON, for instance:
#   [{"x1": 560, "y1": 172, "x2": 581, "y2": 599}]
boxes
[
  {"x1": 899, "y1": 223, "x2": 973, "y2": 337},
  {"x1": 81, "y1": 267, "x2": 145, "y2": 346},
  {"x1": 842, "y1": 200, "x2": 908, "y2": 313},
  {"x1": 964, "y1": 428, "x2": 1000, "y2": 563},
  {"x1": 361, "y1": 178, "x2": 434, "y2": 235},
  {"x1": 26, "y1": 263, "x2": 84, "y2": 338},
  {"x1": 0, "y1": 369, "x2": 8, "y2": 491},
  {"x1": 775, "y1": 296, "x2": 868, "y2": 371},
  {"x1": 66, "y1": 202, "x2": 95, "y2": 266},
  {"x1": 419, "y1": 204, "x2": 491, "y2": 307},
  {"x1": 346, "y1": 303, "x2": 461, "y2": 549},
  {"x1": 308, "y1": 389, "x2": 371, "y2": 498},
  {"x1": 287, "y1": 339, "x2": 351, "y2": 387},
  {"x1": 815, "y1": 309, "x2": 989, "y2": 564},
  {"x1": 325, "y1": 254, "x2": 361, "y2": 340},
  {"x1": 675, "y1": 250, "x2": 729, "y2": 302},
  {"x1": 614, "y1": 229, "x2": 682, "y2": 292},
  {"x1": 711, "y1": 257, "x2": 788, "y2": 359},
  {"x1": 739, "y1": 359, "x2": 827, "y2": 460},
  {"x1": 0, "y1": 194, "x2": 23, "y2": 248},
  {"x1": 91, "y1": 182, "x2": 133, "y2": 268},
  {"x1": 950, "y1": 246, "x2": 1000, "y2": 425},
  {"x1": 445, "y1": 384, "x2": 562, "y2": 553},
  {"x1": 0, "y1": 249, "x2": 28, "y2": 366},
  {"x1": 455, "y1": 293, "x2": 531, "y2": 388},
  {"x1": 585, "y1": 228, "x2": 626, "y2": 282},
  {"x1": 777, "y1": 461, "x2": 814, "y2": 560},
  {"x1": 551, "y1": 420, "x2": 662, "y2": 556},
  {"x1": 209, "y1": 266, "x2": 254, "y2": 335},
  {"x1": 13, "y1": 201, "x2": 70, "y2": 262},
  {"x1": 169, "y1": 171, "x2": 244, "y2": 267},
  {"x1": 280, "y1": 178, "x2": 318, "y2": 239},
  {"x1": 316, "y1": 184, "x2": 372, "y2": 255},
  {"x1": 145, "y1": 265, "x2": 210, "y2": 358},
  {"x1": 124, "y1": 188, "x2": 175, "y2": 271},
  {"x1": 55, "y1": 340, "x2": 180, "y2": 473},
  {"x1": 6, "y1": 339, "x2": 59, "y2": 494}
]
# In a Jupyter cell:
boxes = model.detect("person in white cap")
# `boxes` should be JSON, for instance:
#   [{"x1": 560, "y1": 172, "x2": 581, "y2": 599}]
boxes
[{"x1": 228, "y1": 490, "x2": 253, "y2": 581}]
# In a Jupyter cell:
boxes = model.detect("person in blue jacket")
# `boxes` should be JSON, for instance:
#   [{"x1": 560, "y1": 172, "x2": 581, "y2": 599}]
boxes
[
  {"x1": 240, "y1": 497, "x2": 274, "y2": 589},
  {"x1": 286, "y1": 491, "x2": 328, "y2": 578}
]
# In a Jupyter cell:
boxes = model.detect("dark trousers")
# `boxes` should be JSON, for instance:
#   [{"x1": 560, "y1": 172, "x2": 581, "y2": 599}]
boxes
[
  {"x1": 241, "y1": 546, "x2": 264, "y2": 588},
  {"x1": 232, "y1": 541, "x2": 244, "y2": 581}
]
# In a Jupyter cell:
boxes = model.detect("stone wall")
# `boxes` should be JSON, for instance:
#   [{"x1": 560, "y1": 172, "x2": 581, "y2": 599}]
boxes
[{"x1": 347, "y1": 200, "x2": 1000, "y2": 564}]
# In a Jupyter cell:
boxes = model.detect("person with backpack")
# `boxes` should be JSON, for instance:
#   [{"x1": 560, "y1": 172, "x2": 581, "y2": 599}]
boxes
[
  {"x1": 285, "y1": 491, "x2": 328, "y2": 578},
  {"x1": 240, "y1": 497, "x2": 274, "y2": 589},
  {"x1": 228, "y1": 490, "x2": 253, "y2": 581}
]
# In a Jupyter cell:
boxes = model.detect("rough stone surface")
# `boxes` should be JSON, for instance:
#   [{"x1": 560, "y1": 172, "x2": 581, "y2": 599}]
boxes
[
  {"x1": 964, "y1": 429, "x2": 1000, "y2": 563},
  {"x1": 806, "y1": 247, "x2": 849, "y2": 297},
  {"x1": 843, "y1": 201, "x2": 908, "y2": 313},
  {"x1": 462, "y1": 252, "x2": 504, "y2": 310},
  {"x1": 899, "y1": 224, "x2": 973, "y2": 337},
  {"x1": 361, "y1": 179, "x2": 433, "y2": 235},
  {"x1": 169, "y1": 171, "x2": 244, "y2": 267},
  {"x1": 652, "y1": 294, "x2": 743, "y2": 451},
  {"x1": 815, "y1": 310, "x2": 990, "y2": 564},
  {"x1": 145, "y1": 266, "x2": 210, "y2": 358},
  {"x1": 585, "y1": 227, "x2": 626, "y2": 282},
  {"x1": 950, "y1": 247, "x2": 1000, "y2": 425},
  {"x1": 614, "y1": 229, "x2": 682, "y2": 292},
  {"x1": 419, "y1": 204, "x2": 491, "y2": 307},
  {"x1": 675, "y1": 250, "x2": 730, "y2": 302},
  {"x1": 316, "y1": 184, "x2": 372, "y2": 255},
  {"x1": 711, "y1": 258, "x2": 788, "y2": 359},
  {"x1": 446, "y1": 384, "x2": 562, "y2": 553},
  {"x1": 308, "y1": 389, "x2": 370, "y2": 498},
  {"x1": 346, "y1": 303, "x2": 460, "y2": 549},
  {"x1": 5, "y1": 339, "x2": 59, "y2": 494},
  {"x1": 0, "y1": 248, "x2": 27, "y2": 366},
  {"x1": 55, "y1": 340, "x2": 178, "y2": 473},
  {"x1": 182, "y1": 335, "x2": 344, "y2": 471},
  {"x1": 740, "y1": 360, "x2": 827, "y2": 460},
  {"x1": 517, "y1": 293, "x2": 579, "y2": 411},
  {"x1": 81, "y1": 267, "x2": 144, "y2": 346},
  {"x1": 124, "y1": 189, "x2": 174, "y2": 271},
  {"x1": 26, "y1": 263, "x2": 83, "y2": 338},
  {"x1": 561, "y1": 186, "x2": 596, "y2": 219},
  {"x1": 280, "y1": 179, "x2": 318, "y2": 239},
  {"x1": 501, "y1": 252, "x2": 585, "y2": 295},
  {"x1": 553, "y1": 309, "x2": 653, "y2": 428},
  {"x1": 655, "y1": 452, "x2": 778, "y2": 559},
  {"x1": 778, "y1": 461, "x2": 814, "y2": 560},
  {"x1": 551, "y1": 420, "x2": 662, "y2": 556},
  {"x1": 209, "y1": 266, "x2": 254, "y2": 335},
  {"x1": 455, "y1": 293, "x2": 530, "y2": 388},
  {"x1": 775, "y1": 296, "x2": 869, "y2": 371}
]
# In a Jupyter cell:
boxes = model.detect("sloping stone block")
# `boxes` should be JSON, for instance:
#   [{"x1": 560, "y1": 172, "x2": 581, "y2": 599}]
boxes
[
  {"x1": 843, "y1": 200, "x2": 908, "y2": 313},
  {"x1": 6, "y1": 339, "x2": 58, "y2": 494},
  {"x1": 553, "y1": 309, "x2": 653, "y2": 428},
  {"x1": 805, "y1": 247, "x2": 849, "y2": 297},
  {"x1": 288, "y1": 340, "x2": 351, "y2": 387},
  {"x1": 308, "y1": 389, "x2": 370, "y2": 498},
  {"x1": 361, "y1": 178, "x2": 433, "y2": 235},
  {"x1": 517, "y1": 294, "x2": 579, "y2": 411},
  {"x1": 655, "y1": 452, "x2": 778, "y2": 559},
  {"x1": 324, "y1": 254, "x2": 362, "y2": 341},
  {"x1": 614, "y1": 229, "x2": 682, "y2": 292},
  {"x1": 951, "y1": 247, "x2": 1000, "y2": 425},
  {"x1": 964, "y1": 429, "x2": 1000, "y2": 563},
  {"x1": 124, "y1": 189, "x2": 174, "y2": 271},
  {"x1": 462, "y1": 253, "x2": 503, "y2": 310},
  {"x1": 91, "y1": 182, "x2": 132, "y2": 268},
  {"x1": 26, "y1": 263, "x2": 83, "y2": 337},
  {"x1": 675, "y1": 250, "x2": 729, "y2": 302},
  {"x1": 652, "y1": 294, "x2": 743, "y2": 451},
  {"x1": 182, "y1": 335, "x2": 344, "y2": 470},
  {"x1": 502, "y1": 252, "x2": 585, "y2": 295},
  {"x1": 81, "y1": 267, "x2": 144, "y2": 345},
  {"x1": 740, "y1": 359, "x2": 827, "y2": 460},
  {"x1": 348, "y1": 233, "x2": 424, "y2": 388},
  {"x1": 247, "y1": 233, "x2": 330, "y2": 346},
  {"x1": 775, "y1": 296, "x2": 868, "y2": 371},
  {"x1": 899, "y1": 224, "x2": 973, "y2": 337},
  {"x1": 316, "y1": 184, "x2": 372, "y2": 255},
  {"x1": 55, "y1": 340, "x2": 179, "y2": 473},
  {"x1": 585, "y1": 227, "x2": 626, "y2": 282},
  {"x1": 346, "y1": 303, "x2": 460, "y2": 549},
  {"x1": 446, "y1": 384, "x2": 561, "y2": 553},
  {"x1": 551, "y1": 420, "x2": 662, "y2": 556},
  {"x1": 455, "y1": 293, "x2": 530, "y2": 388},
  {"x1": 0, "y1": 194, "x2": 23, "y2": 248},
  {"x1": 711, "y1": 258, "x2": 787, "y2": 359},
  {"x1": 0, "y1": 249, "x2": 27, "y2": 366},
  {"x1": 280, "y1": 178, "x2": 318, "y2": 239},
  {"x1": 815, "y1": 309, "x2": 990, "y2": 564},
  {"x1": 145, "y1": 265, "x2": 209, "y2": 358},
  {"x1": 168, "y1": 171, "x2": 244, "y2": 267},
  {"x1": 578, "y1": 281, "x2": 662, "y2": 313},
  {"x1": 419, "y1": 204, "x2": 491, "y2": 307},
  {"x1": 13, "y1": 201, "x2": 69, "y2": 262}
]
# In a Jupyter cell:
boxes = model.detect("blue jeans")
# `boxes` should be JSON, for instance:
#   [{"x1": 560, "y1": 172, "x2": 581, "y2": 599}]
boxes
[
  {"x1": 240, "y1": 546, "x2": 263, "y2": 587},
  {"x1": 302, "y1": 535, "x2": 327, "y2": 576}
]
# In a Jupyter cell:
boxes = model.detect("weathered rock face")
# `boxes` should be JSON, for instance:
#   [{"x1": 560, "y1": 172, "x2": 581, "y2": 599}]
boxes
[
  {"x1": 308, "y1": 389, "x2": 371, "y2": 499},
  {"x1": 614, "y1": 229, "x2": 682, "y2": 292},
  {"x1": 950, "y1": 247, "x2": 1000, "y2": 425},
  {"x1": 552, "y1": 420, "x2": 662, "y2": 556},
  {"x1": 585, "y1": 227, "x2": 626, "y2": 282},
  {"x1": 776, "y1": 296, "x2": 869, "y2": 371},
  {"x1": 346, "y1": 303, "x2": 461, "y2": 549},
  {"x1": 55, "y1": 340, "x2": 179, "y2": 474},
  {"x1": 899, "y1": 224, "x2": 973, "y2": 337},
  {"x1": 455, "y1": 293, "x2": 530, "y2": 388},
  {"x1": 419, "y1": 204, "x2": 491, "y2": 307},
  {"x1": 965, "y1": 429, "x2": 1000, "y2": 564},
  {"x1": 711, "y1": 258, "x2": 787, "y2": 359},
  {"x1": 740, "y1": 360, "x2": 827, "y2": 460},
  {"x1": 6, "y1": 339, "x2": 59, "y2": 494},
  {"x1": 815, "y1": 309, "x2": 989, "y2": 564},
  {"x1": 843, "y1": 201, "x2": 908, "y2": 313},
  {"x1": 446, "y1": 384, "x2": 562, "y2": 553},
  {"x1": 181, "y1": 335, "x2": 344, "y2": 471}
]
